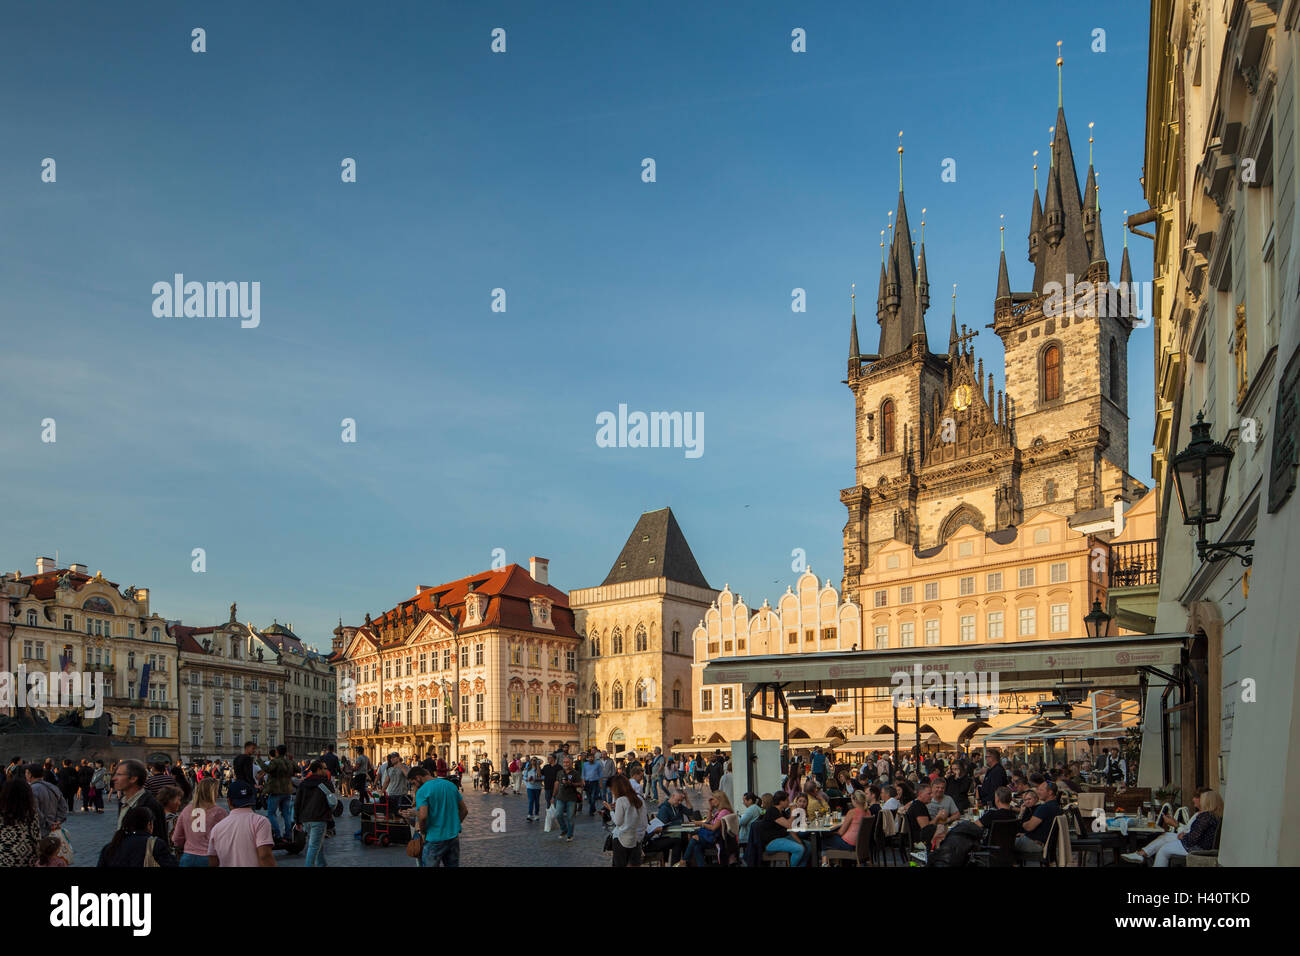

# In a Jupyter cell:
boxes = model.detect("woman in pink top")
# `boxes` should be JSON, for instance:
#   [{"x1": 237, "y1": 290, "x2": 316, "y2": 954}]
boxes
[
  {"x1": 682, "y1": 791, "x2": 734, "y2": 867},
  {"x1": 172, "y1": 778, "x2": 227, "y2": 867},
  {"x1": 821, "y1": 790, "x2": 870, "y2": 862}
]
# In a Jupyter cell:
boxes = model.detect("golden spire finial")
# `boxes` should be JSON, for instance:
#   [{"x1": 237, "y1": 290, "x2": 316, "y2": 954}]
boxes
[
  {"x1": 898, "y1": 130, "x2": 904, "y2": 191},
  {"x1": 952, "y1": 282, "x2": 957, "y2": 315},
  {"x1": 887, "y1": 209, "x2": 894, "y2": 239},
  {"x1": 1048, "y1": 127, "x2": 1055, "y2": 169},
  {"x1": 1032, "y1": 149, "x2": 1039, "y2": 191},
  {"x1": 1123, "y1": 209, "x2": 1128, "y2": 249},
  {"x1": 880, "y1": 229, "x2": 886, "y2": 263},
  {"x1": 1056, "y1": 40, "x2": 1064, "y2": 107},
  {"x1": 1088, "y1": 120, "x2": 1095, "y2": 166},
  {"x1": 920, "y1": 207, "x2": 926, "y2": 244}
]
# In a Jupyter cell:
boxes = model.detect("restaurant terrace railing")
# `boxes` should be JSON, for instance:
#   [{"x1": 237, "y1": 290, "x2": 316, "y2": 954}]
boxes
[{"x1": 1109, "y1": 538, "x2": 1160, "y2": 588}]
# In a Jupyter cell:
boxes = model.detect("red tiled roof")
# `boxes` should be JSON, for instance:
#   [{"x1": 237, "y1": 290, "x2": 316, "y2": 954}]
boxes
[
  {"x1": 21, "y1": 569, "x2": 119, "y2": 601},
  {"x1": 169, "y1": 623, "x2": 217, "y2": 654},
  {"x1": 364, "y1": 564, "x2": 578, "y2": 641}
]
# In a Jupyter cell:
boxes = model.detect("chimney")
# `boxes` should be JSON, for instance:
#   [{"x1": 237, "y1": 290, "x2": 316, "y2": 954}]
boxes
[
  {"x1": 69, "y1": 563, "x2": 87, "y2": 575},
  {"x1": 529, "y1": 557, "x2": 549, "y2": 587},
  {"x1": 35, "y1": 557, "x2": 56, "y2": 574}
]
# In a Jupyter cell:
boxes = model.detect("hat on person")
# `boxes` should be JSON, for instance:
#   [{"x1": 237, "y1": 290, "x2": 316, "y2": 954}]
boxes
[
  {"x1": 227, "y1": 779, "x2": 256, "y2": 807},
  {"x1": 388, "y1": 752, "x2": 400, "y2": 760}
]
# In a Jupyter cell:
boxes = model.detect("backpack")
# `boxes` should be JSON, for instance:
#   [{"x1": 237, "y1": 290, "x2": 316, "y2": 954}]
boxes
[{"x1": 318, "y1": 783, "x2": 338, "y2": 810}]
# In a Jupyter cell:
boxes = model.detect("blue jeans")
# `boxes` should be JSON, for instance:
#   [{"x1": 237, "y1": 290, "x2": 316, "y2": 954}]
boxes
[
  {"x1": 304, "y1": 821, "x2": 327, "y2": 867},
  {"x1": 684, "y1": 834, "x2": 716, "y2": 867},
  {"x1": 585, "y1": 781, "x2": 601, "y2": 814},
  {"x1": 527, "y1": 788, "x2": 541, "y2": 817},
  {"x1": 178, "y1": 852, "x2": 209, "y2": 867},
  {"x1": 555, "y1": 799, "x2": 577, "y2": 837},
  {"x1": 420, "y1": 836, "x2": 460, "y2": 867},
  {"x1": 764, "y1": 837, "x2": 806, "y2": 867},
  {"x1": 265, "y1": 794, "x2": 293, "y2": 838},
  {"x1": 649, "y1": 776, "x2": 663, "y2": 800}
]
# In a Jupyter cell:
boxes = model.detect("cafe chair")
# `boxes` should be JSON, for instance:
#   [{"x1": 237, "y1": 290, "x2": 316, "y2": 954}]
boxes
[
  {"x1": 1075, "y1": 792, "x2": 1106, "y2": 815},
  {"x1": 761, "y1": 850, "x2": 792, "y2": 867},
  {"x1": 969, "y1": 819, "x2": 1018, "y2": 867},
  {"x1": 1052, "y1": 814, "x2": 1077, "y2": 866},
  {"x1": 1066, "y1": 807, "x2": 1109, "y2": 867},
  {"x1": 1175, "y1": 805, "x2": 1192, "y2": 827},
  {"x1": 823, "y1": 820, "x2": 873, "y2": 867}
]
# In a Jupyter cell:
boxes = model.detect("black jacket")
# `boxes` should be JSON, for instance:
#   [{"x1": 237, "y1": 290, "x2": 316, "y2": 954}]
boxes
[
  {"x1": 294, "y1": 773, "x2": 335, "y2": 823},
  {"x1": 98, "y1": 832, "x2": 178, "y2": 868},
  {"x1": 977, "y1": 763, "x2": 1009, "y2": 806},
  {"x1": 121, "y1": 789, "x2": 168, "y2": 842}
]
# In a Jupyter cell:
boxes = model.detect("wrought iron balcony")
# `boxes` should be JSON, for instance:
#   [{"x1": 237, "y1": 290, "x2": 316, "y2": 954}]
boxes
[{"x1": 1108, "y1": 538, "x2": 1159, "y2": 588}]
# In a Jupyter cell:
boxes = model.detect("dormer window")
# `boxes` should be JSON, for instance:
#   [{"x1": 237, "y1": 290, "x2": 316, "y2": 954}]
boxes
[
  {"x1": 530, "y1": 596, "x2": 554, "y2": 630},
  {"x1": 464, "y1": 593, "x2": 488, "y2": 626}
]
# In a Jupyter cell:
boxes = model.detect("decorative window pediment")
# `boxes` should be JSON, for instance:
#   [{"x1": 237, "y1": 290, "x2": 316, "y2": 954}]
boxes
[
  {"x1": 530, "y1": 595, "x2": 554, "y2": 629},
  {"x1": 464, "y1": 593, "x2": 488, "y2": 626}
]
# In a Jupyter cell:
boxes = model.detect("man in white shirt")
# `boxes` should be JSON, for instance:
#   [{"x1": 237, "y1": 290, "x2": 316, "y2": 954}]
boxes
[{"x1": 882, "y1": 785, "x2": 901, "y2": 813}]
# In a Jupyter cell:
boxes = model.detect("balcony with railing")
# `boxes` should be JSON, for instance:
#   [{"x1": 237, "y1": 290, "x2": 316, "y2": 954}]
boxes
[{"x1": 1107, "y1": 538, "x2": 1160, "y2": 634}]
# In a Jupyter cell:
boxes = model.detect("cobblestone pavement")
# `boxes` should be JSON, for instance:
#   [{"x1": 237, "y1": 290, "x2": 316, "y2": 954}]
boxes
[{"x1": 66, "y1": 784, "x2": 700, "y2": 867}]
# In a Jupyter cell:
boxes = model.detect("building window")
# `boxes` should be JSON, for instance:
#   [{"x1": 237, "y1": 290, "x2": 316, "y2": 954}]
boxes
[
  {"x1": 924, "y1": 620, "x2": 940, "y2": 645},
  {"x1": 190, "y1": 696, "x2": 200, "y2": 715},
  {"x1": 191, "y1": 731, "x2": 201, "y2": 749},
  {"x1": 672, "y1": 683, "x2": 682, "y2": 709},
  {"x1": 475, "y1": 693, "x2": 484, "y2": 722},
  {"x1": 591, "y1": 685, "x2": 601, "y2": 710},
  {"x1": 986, "y1": 572, "x2": 1003, "y2": 592},
  {"x1": 900, "y1": 585, "x2": 914, "y2": 604},
  {"x1": 959, "y1": 615, "x2": 975, "y2": 642},
  {"x1": 1109, "y1": 337, "x2": 1119, "y2": 402},
  {"x1": 405, "y1": 656, "x2": 413, "y2": 676},
  {"x1": 1018, "y1": 607, "x2": 1036, "y2": 637},
  {"x1": 213, "y1": 728, "x2": 221, "y2": 747},
  {"x1": 590, "y1": 636, "x2": 600, "y2": 658},
  {"x1": 721, "y1": 688, "x2": 733, "y2": 711},
  {"x1": 62, "y1": 614, "x2": 72, "y2": 631},
  {"x1": 384, "y1": 659, "x2": 391, "y2": 680},
  {"x1": 1050, "y1": 604, "x2": 1069, "y2": 633},
  {"x1": 1042, "y1": 343, "x2": 1062, "y2": 402},
  {"x1": 900, "y1": 622, "x2": 915, "y2": 647},
  {"x1": 701, "y1": 689, "x2": 713, "y2": 712},
  {"x1": 924, "y1": 582, "x2": 939, "y2": 601},
  {"x1": 474, "y1": 644, "x2": 484, "y2": 666},
  {"x1": 612, "y1": 683, "x2": 624, "y2": 709},
  {"x1": 960, "y1": 576, "x2": 975, "y2": 596},
  {"x1": 881, "y1": 399, "x2": 896, "y2": 454},
  {"x1": 612, "y1": 628, "x2": 624, "y2": 654},
  {"x1": 510, "y1": 693, "x2": 521, "y2": 720},
  {"x1": 1019, "y1": 567, "x2": 1036, "y2": 587},
  {"x1": 987, "y1": 611, "x2": 1004, "y2": 640},
  {"x1": 233, "y1": 699, "x2": 242, "y2": 718},
  {"x1": 671, "y1": 628, "x2": 681, "y2": 653},
  {"x1": 787, "y1": 631, "x2": 797, "y2": 645},
  {"x1": 803, "y1": 629, "x2": 813, "y2": 643},
  {"x1": 405, "y1": 701, "x2": 413, "y2": 724},
  {"x1": 566, "y1": 698, "x2": 576, "y2": 724},
  {"x1": 1050, "y1": 562, "x2": 1068, "y2": 583},
  {"x1": 634, "y1": 625, "x2": 648, "y2": 653},
  {"x1": 443, "y1": 649, "x2": 451, "y2": 670},
  {"x1": 419, "y1": 652, "x2": 428, "y2": 673},
  {"x1": 874, "y1": 626, "x2": 889, "y2": 649},
  {"x1": 128, "y1": 624, "x2": 134, "y2": 638},
  {"x1": 460, "y1": 645, "x2": 469, "y2": 668},
  {"x1": 874, "y1": 590, "x2": 888, "y2": 608},
  {"x1": 462, "y1": 696, "x2": 471, "y2": 722},
  {"x1": 635, "y1": 681, "x2": 648, "y2": 708},
  {"x1": 565, "y1": 650, "x2": 575, "y2": 672},
  {"x1": 821, "y1": 627, "x2": 836, "y2": 642},
  {"x1": 549, "y1": 648, "x2": 560, "y2": 669}
]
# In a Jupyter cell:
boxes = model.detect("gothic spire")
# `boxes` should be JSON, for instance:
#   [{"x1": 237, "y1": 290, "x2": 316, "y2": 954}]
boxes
[
  {"x1": 948, "y1": 284, "x2": 960, "y2": 360},
  {"x1": 849, "y1": 284, "x2": 860, "y2": 361},
  {"x1": 1029, "y1": 151, "x2": 1042, "y2": 265},
  {"x1": 996, "y1": 217, "x2": 1011, "y2": 305}
]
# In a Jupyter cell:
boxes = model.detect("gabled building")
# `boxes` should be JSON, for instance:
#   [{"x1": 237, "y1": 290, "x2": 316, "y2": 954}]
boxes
[
  {"x1": 571, "y1": 507, "x2": 717, "y2": 754},
  {"x1": 331, "y1": 560, "x2": 580, "y2": 767},
  {"x1": 250, "y1": 621, "x2": 335, "y2": 758}
]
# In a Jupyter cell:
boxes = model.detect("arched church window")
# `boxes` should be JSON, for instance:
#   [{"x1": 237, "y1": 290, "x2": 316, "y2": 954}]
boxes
[
  {"x1": 1042, "y1": 345, "x2": 1062, "y2": 402},
  {"x1": 881, "y1": 400, "x2": 896, "y2": 454}
]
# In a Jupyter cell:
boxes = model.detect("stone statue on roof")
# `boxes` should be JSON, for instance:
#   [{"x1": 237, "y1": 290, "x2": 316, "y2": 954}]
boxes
[{"x1": 230, "y1": 602, "x2": 237, "y2": 623}]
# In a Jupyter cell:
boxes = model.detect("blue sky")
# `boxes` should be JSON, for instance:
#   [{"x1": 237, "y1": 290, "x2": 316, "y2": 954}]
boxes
[{"x1": 0, "y1": 1, "x2": 1153, "y2": 650}]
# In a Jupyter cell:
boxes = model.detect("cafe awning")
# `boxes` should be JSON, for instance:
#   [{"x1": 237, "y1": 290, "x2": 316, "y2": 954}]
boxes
[{"x1": 981, "y1": 695, "x2": 1140, "y2": 744}]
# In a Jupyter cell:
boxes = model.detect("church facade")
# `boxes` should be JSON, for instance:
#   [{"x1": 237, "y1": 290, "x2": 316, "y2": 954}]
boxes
[{"x1": 841, "y1": 94, "x2": 1148, "y2": 614}]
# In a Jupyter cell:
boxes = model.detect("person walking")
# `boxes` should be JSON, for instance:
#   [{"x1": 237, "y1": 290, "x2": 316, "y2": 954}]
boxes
[
  {"x1": 87, "y1": 760, "x2": 108, "y2": 814},
  {"x1": 294, "y1": 759, "x2": 335, "y2": 867},
  {"x1": 171, "y1": 777, "x2": 226, "y2": 867},
  {"x1": 552, "y1": 755, "x2": 582, "y2": 842},
  {"x1": 608, "y1": 775, "x2": 649, "y2": 867},
  {"x1": 540, "y1": 754, "x2": 560, "y2": 811},
  {"x1": 76, "y1": 761, "x2": 94, "y2": 813},
  {"x1": 413, "y1": 763, "x2": 467, "y2": 867},
  {"x1": 524, "y1": 758, "x2": 543, "y2": 821},
  {"x1": 26, "y1": 764, "x2": 69, "y2": 837},
  {"x1": 263, "y1": 746, "x2": 295, "y2": 840},
  {"x1": 97, "y1": 806, "x2": 177, "y2": 867},
  {"x1": 582, "y1": 751, "x2": 603, "y2": 816}
]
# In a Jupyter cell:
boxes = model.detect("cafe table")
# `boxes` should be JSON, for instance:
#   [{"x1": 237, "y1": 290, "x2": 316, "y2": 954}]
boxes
[{"x1": 790, "y1": 817, "x2": 842, "y2": 865}]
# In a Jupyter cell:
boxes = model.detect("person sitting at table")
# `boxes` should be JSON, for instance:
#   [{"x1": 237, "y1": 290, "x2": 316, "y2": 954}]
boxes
[
  {"x1": 1014, "y1": 780, "x2": 1061, "y2": 861},
  {"x1": 737, "y1": 793, "x2": 762, "y2": 846},
  {"x1": 1017, "y1": 788, "x2": 1038, "y2": 822},
  {"x1": 752, "y1": 789, "x2": 806, "y2": 867},
  {"x1": 904, "y1": 781, "x2": 935, "y2": 846},
  {"x1": 1122, "y1": 789, "x2": 1222, "y2": 866},
  {"x1": 927, "y1": 777, "x2": 961, "y2": 826},
  {"x1": 784, "y1": 766, "x2": 804, "y2": 804},
  {"x1": 644, "y1": 789, "x2": 694, "y2": 865},
  {"x1": 821, "y1": 790, "x2": 870, "y2": 863},
  {"x1": 1009, "y1": 773, "x2": 1031, "y2": 806},
  {"x1": 881, "y1": 784, "x2": 901, "y2": 814},
  {"x1": 681, "y1": 791, "x2": 734, "y2": 866},
  {"x1": 832, "y1": 768, "x2": 856, "y2": 796},
  {"x1": 946, "y1": 760, "x2": 975, "y2": 813},
  {"x1": 977, "y1": 786, "x2": 1018, "y2": 829},
  {"x1": 866, "y1": 784, "x2": 883, "y2": 817},
  {"x1": 804, "y1": 779, "x2": 830, "y2": 815}
]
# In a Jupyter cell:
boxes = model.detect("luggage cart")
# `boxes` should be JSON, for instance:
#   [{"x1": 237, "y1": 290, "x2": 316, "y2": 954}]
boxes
[{"x1": 359, "y1": 793, "x2": 412, "y2": 847}]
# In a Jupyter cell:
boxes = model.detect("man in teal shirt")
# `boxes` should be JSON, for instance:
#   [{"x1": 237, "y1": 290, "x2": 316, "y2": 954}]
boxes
[{"x1": 413, "y1": 765, "x2": 467, "y2": 867}]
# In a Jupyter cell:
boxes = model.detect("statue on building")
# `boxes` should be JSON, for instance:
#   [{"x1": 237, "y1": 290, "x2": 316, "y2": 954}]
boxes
[{"x1": 229, "y1": 602, "x2": 237, "y2": 623}]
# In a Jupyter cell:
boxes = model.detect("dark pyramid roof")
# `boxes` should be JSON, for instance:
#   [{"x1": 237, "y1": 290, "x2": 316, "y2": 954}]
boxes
[
  {"x1": 1119, "y1": 243, "x2": 1132, "y2": 288},
  {"x1": 1082, "y1": 165, "x2": 1097, "y2": 231},
  {"x1": 1031, "y1": 107, "x2": 1093, "y2": 293},
  {"x1": 948, "y1": 305, "x2": 959, "y2": 359},
  {"x1": 1090, "y1": 205, "x2": 1107, "y2": 264},
  {"x1": 1029, "y1": 188, "x2": 1042, "y2": 262},
  {"x1": 877, "y1": 190, "x2": 921, "y2": 357},
  {"x1": 914, "y1": 241, "x2": 931, "y2": 346},
  {"x1": 996, "y1": 249, "x2": 1011, "y2": 303},
  {"x1": 601, "y1": 507, "x2": 711, "y2": 589},
  {"x1": 849, "y1": 311, "x2": 860, "y2": 359}
]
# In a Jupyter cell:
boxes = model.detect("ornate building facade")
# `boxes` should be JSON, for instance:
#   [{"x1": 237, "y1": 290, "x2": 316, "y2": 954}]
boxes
[
  {"x1": 841, "y1": 83, "x2": 1147, "y2": 603},
  {"x1": 172, "y1": 608, "x2": 284, "y2": 759},
  {"x1": 3, "y1": 559, "x2": 178, "y2": 760},
  {"x1": 571, "y1": 508, "x2": 716, "y2": 754},
  {"x1": 331, "y1": 560, "x2": 581, "y2": 766}
]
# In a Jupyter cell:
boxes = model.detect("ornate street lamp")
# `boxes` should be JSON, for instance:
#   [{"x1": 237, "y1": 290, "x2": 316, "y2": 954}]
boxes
[
  {"x1": 1084, "y1": 595, "x2": 1112, "y2": 639},
  {"x1": 1171, "y1": 412, "x2": 1254, "y2": 566}
]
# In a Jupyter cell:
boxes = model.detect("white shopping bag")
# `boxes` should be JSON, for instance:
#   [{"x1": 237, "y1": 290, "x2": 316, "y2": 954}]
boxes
[{"x1": 544, "y1": 805, "x2": 557, "y2": 832}]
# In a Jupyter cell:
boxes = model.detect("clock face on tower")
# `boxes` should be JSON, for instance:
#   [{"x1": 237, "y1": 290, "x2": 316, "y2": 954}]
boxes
[{"x1": 953, "y1": 384, "x2": 973, "y2": 411}]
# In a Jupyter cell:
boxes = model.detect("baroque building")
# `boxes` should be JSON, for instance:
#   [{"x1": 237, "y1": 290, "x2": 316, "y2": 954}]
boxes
[
  {"x1": 331, "y1": 559, "x2": 580, "y2": 767},
  {"x1": 1143, "y1": 0, "x2": 1300, "y2": 866},
  {"x1": 571, "y1": 508, "x2": 716, "y2": 754},
  {"x1": 172, "y1": 606, "x2": 284, "y2": 759},
  {"x1": 841, "y1": 80, "x2": 1148, "y2": 604},
  {"x1": 2, "y1": 559, "x2": 178, "y2": 760}
]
